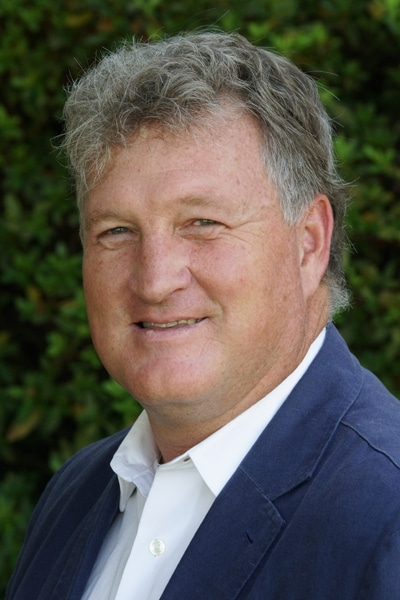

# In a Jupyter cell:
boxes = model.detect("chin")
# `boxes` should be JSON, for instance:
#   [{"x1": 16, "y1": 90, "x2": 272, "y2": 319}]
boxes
[{"x1": 125, "y1": 373, "x2": 211, "y2": 409}]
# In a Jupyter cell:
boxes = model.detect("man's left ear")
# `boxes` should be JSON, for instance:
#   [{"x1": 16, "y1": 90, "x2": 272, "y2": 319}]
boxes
[{"x1": 300, "y1": 194, "x2": 333, "y2": 296}]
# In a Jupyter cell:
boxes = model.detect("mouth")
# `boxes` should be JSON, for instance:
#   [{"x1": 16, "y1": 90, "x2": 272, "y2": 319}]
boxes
[{"x1": 137, "y1": 318, "x2": 204, "y2": 329}]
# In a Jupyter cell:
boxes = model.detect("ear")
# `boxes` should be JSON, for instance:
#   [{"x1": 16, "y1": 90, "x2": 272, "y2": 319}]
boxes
[{"x1": 299, "y1": 194, "x2": 333, "y2": 298}]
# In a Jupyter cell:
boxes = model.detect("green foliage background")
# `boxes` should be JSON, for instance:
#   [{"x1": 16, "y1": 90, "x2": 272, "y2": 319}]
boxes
[{"x1": 1, "y1": 0, "x2": 399, "y2": 593}]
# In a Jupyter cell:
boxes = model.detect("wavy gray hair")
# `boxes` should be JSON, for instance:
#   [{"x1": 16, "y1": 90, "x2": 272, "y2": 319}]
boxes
[{"x1": 62, "y1": 31, "x2": 349, "y2": 314}]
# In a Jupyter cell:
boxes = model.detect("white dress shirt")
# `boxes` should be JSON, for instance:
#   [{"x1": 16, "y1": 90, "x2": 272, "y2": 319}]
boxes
[{"x1": 83, "y1": 329, "x2": 325, "y2": 600}]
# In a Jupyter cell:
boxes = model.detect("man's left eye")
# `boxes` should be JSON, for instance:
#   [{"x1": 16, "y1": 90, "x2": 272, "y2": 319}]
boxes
[{"x1": 194, "y1": 219, "x2": 218, "y2": 226}]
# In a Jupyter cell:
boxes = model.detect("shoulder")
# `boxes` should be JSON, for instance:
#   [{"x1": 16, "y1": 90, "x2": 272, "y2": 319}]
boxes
[
  {"x1": 341, "y1": 366, "x2": 400, "y2": 470},
  {"x1": 318, "y1": 346, "x2": 400, "y2": 539},
  {"x1": 322, "y1": 325, "x2": 400, "y2": 479},
  {"x1": 318, "y1": 325, "x2": 400, "y2": 469},
  {"x1": 292, "y1": 325, "x2": 400, "y2": 518},
  {"x1": 25, "y1": 426, "x2": 130, "y2": 534}
]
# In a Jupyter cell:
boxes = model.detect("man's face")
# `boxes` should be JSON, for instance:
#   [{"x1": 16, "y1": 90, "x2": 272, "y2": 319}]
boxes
[{"x1": 83, "y1": 113, "x2": 327, "y2": 430}]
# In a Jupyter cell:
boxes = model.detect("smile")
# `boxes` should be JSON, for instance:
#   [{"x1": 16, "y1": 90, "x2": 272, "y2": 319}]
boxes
[{"x1": 139, "y1": 318, "x2": 203, "y2": 329}]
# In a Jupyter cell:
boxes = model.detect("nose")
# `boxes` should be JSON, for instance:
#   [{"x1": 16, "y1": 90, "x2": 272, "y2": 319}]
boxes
[{"x1": 132, "y1": 232, "x2": 192, "y2": 304}]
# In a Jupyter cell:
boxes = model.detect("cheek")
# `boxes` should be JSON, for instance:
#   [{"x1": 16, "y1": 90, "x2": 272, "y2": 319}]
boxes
[
  {"x1": 83, "y1": 248, "x2": 131, "y2": 291},
  {"x1": 83, "y1": 253, "x2": 122, "y2": 320},
  {"x1": 250, "y1": 241, "x2": 303, "y2": 310},
  {"x1": 83, "y1": 256, "x2": 102, "y2": 308}
]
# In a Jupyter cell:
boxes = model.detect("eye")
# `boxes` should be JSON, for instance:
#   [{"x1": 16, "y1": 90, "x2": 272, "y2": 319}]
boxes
[
  {"x1": 96, "y1": 225, "x2": 134, "y2": 249},
  {"x1": 105, "y1": 226, "x2": 129, "y2": 235},
  {"x1": 193, "y1": 219, "x2": 218, "y2": 226},
  {"x1": 184, "y1": 218, "x2": 225, "y2": 241}
]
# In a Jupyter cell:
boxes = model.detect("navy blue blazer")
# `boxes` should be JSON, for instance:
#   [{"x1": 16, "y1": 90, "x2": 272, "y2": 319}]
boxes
[{"x1": 7, "y1": 325, "x2": 400, "y2": 599}]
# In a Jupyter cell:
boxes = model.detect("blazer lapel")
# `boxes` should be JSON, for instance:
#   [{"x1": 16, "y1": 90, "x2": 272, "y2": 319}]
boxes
[
  {"x1": 162, "y1": 466, "x2": 284, "y2": 599},
  {"x1": 42, "y1": 474, "x2": 120, "y2": 600}
]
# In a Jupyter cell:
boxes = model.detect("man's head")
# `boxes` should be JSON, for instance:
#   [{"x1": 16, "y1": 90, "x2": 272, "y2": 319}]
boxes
[
  {"x1": 62, "y1": 32, "x2": 349, "y2": 448},
  {"x1": 63, "y1": 31, "x2": 349, "y2": 315}
]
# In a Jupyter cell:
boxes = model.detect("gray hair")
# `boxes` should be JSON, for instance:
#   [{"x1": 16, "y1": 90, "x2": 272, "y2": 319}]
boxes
[{"x1": 62, "y1": 31, "x2": 349, "y2": 314}]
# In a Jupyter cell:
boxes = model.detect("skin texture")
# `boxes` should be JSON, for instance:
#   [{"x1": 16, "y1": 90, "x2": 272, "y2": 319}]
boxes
[{"x1": 82, "y1": 112, "x2": 333, "y2": 461}]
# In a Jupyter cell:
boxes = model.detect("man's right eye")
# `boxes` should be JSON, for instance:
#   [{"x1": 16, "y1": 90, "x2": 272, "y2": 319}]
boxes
[
  {"x1": 106, "y1": 226, "x2": 129, "y2": 235},
  {"x1": 96, "y1": 226, "x2": 133, "y2": 248}
]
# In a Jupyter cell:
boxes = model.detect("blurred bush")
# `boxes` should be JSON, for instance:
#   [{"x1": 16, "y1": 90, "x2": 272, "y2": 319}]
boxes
[{"x1": 1, "y1": 0, "x2": 399, "y2": 593}]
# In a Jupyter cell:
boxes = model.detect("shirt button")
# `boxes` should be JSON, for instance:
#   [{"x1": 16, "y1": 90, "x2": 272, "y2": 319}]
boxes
[{"x1": 149, "y1": 539, "x2": 166, "y2": 556}]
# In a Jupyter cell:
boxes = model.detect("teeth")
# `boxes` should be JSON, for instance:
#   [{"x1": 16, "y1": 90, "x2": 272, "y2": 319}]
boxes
[{"x1": 142, "y1": 319, "x2": 199, "y2": 329}]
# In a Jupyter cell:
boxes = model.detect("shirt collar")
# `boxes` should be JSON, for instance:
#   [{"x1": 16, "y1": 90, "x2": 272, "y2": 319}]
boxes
[
  {"x1": 111, "y1": 329, "x2": 325, "y2": 510},
  {"x1": 110, "y1": 411, "x2": 159, "y2": 509}
]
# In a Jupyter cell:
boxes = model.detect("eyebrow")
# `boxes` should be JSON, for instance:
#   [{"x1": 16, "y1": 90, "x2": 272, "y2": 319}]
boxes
[
  {"x1": 179, "y1": 193, "x2": 252, "y2": 218},
  {"x1": 85, "y1": 209, "x2": 126, "y2": 229},
  {"x1": 179, "y1": 195, "x2": 226, "y2": 209}
]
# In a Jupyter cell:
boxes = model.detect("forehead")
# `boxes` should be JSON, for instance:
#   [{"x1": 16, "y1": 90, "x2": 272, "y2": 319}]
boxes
[
  {"x1": 116, "y1": 111, "x2": 265, "y2": 179},
  {"x1": 84, "y1": 110, "x2": 278, "y2": 224}
]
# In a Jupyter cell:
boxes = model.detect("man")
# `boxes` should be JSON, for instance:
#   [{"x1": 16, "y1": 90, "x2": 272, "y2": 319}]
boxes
[{"x1": 7, "y1": 32, "x2": 400, "y2": 599}]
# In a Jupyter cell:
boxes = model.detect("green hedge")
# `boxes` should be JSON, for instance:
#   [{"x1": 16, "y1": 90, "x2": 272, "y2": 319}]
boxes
[{"x1": 1, "y1": 0, "x2": 399, "y2": 593}]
